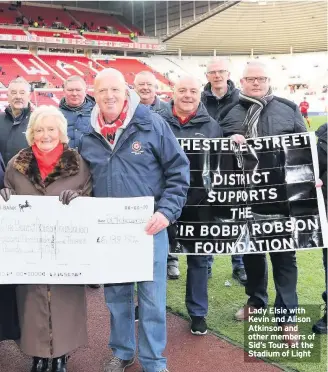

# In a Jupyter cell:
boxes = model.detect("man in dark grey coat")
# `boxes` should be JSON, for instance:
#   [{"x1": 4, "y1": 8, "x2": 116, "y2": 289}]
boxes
[
  {"x1": 220, "y1": 61, "x2": 306, "y2": 346},
  {"x1": 0, "y1": 77, "x2": 31, "y2": 165},
  {"x1": 201, "y1": 58, "x2": 247, "y2": 285},
  {"x1": 157, "y1": 75, "x2": 222, "y2": 336},
  {"x1": 134, "y1": 71, "x2": 180, "y2": 280}
]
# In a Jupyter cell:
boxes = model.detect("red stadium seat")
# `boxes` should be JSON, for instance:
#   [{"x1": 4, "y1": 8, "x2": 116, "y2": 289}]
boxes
[
  {"x1": 83, "y1": 33, "x2": 131, "y2": 43},
  {"x1": 96, "y1": 58, "x2": 172, "y2": 87},
  {"x1": 29, "y1": 29, "x2": 81, "y2": 39},
  {"x1": 20, "y1": 4, "x2": 73, "y2": 28},
  {"x1": 69, "y1": 10, "x2": 131, "y2": 34},
  {"x1": 0, "y1": 53, "x2": 64, "y2": 87},
  {"x1": 38, "y1": 55, "x2": 101, "y2": 87},
  {"x1": 0, "y1": 27, "x2": 26, "y2": 35}
]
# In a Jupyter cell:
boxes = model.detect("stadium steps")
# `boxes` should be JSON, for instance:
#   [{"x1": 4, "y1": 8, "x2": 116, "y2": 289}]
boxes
[{"x1": 33, "y1": 55, "x2": 66, "y2": 84}]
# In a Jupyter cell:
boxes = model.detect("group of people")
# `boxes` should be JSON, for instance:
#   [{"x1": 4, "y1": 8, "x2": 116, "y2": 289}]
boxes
[{"x1": 0, "y1": 57, "x2": 326, "y2": 372}]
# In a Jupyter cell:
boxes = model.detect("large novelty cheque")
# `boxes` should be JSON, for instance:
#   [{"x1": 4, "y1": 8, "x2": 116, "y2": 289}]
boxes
[
  {"x1": 170, "y1": 132, "x2": 328, "y2": 255},
  {"x1": 0, "y1": 196, "x2": 154, "y2": 284}
]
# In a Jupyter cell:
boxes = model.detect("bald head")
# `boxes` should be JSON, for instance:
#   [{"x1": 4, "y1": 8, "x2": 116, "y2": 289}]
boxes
[
  {"x1": 241, "y1": 61, "x2": 271, "y2": 98},
  {"x1": 174, "y1": 75, "x2": 201, "y2": 93},
  {"x1": 134, "y1": 71, "x2": 158, "y2": 105},
  {"x1": 173, "y1": 75, "x2": 201, "y2": 119},
  {"x1": 94, "y1": 68, "x2": 128, "y2": 122},
  {"x1": 95, "y1": 68, "x2": 126, "y2": 88}
]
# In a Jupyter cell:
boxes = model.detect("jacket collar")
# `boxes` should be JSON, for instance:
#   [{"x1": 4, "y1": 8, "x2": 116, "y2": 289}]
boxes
[
  {"x1": 5, "y1": 103, "x2": 31, "y2": 124},
  {"x1": 59, "y1": 94, "x2": 95, "y2": 112},
  {"x1": 161, "y1": 100, "x2": 212, "y2": 128},
  {"x1": 203, "y1": 80, "x2": 236, "y2": 100},
  {"x1": 13, "y1": 145, "x2": 80, "y2": 194}
]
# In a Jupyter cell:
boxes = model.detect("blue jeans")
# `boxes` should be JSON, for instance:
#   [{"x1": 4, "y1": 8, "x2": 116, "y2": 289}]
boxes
[
  {"x1": 207, "y1": 255, "x2": 244, "y2": 270},
  {"x1": 186, "y1": 255, "x2": 209, "y2": 317},
  {"x1": 104, "y1": 229, "x2": 168, "y2": 372}
]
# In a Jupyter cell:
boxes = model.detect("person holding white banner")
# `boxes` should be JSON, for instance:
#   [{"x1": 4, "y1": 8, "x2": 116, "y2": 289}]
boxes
[
  {"x1": 220, "y1": 61, "x2": 307, "y2": 346},
  {"x1": 79, "y1": 68, "x2": 190, "y2": 372},
  {"x1": 0, "y1": 105, "x2": 92, "y2": 372},
  {"x1": 0, "y1": 150, "x2": 21, "y2": 344}
]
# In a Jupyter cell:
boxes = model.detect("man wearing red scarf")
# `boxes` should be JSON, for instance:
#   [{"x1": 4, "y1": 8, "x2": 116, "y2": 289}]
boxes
[{"x1": 80, "y1": 68, "x2": 190, "y2": 372}]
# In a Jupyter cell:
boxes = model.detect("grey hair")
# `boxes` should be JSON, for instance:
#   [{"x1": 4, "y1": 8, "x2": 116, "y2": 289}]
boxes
[
  {"x1": 8, "y1": 77, "x2": 31, "y2": 93},
  {"x1": 243, "y1": 61, "x2": 271, "y2": 78},
  {"x1": 63, "y1": 75, "x2": 87, "y2": 88},
  {"x1": 173, "y1": 74, "x2": 202, "y2": 92},
  {"x1": 134, "y1": 71, "x2": 158, "y2": 88},
  {"x1": 206, "y1": 58, "x2": 230, "y2": 73}
]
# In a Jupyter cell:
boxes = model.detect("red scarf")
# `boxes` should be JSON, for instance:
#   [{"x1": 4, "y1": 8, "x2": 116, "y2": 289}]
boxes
[
  {"x1": 172, "y1": 105, "x2": 197, "y2": 125},
  {"x1": 32, "y1": 142, "x2": 64, "y2": 180},
  {"x1": 98, "y1": 100, "x2": 128, "y2": 144}
]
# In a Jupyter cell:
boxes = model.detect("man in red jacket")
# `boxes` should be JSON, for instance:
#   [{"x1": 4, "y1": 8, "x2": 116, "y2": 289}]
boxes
[{"x1": 299, "y1": 97, "x2": 310, "y2": 127}]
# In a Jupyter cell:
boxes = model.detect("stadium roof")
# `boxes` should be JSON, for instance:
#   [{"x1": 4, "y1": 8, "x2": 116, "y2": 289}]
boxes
[{"x1": 163, "y1": 1, "x2": 327, "y2": 55}]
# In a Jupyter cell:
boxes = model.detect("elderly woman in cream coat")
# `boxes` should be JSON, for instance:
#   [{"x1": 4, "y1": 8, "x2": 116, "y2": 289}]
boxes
[{"x1": 0, "y1": 105, "x2": 92, "y2": 372}]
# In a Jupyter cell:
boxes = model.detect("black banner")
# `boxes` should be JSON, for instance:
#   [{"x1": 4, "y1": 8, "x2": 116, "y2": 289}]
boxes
[{"x1": 171, "y1": 133, "x2": 328, "y2": 255}]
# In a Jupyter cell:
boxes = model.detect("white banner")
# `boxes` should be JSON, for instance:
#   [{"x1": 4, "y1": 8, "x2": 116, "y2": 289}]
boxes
[{"x1": 0, "y1": 195, "x2": 154, "y2": 284}]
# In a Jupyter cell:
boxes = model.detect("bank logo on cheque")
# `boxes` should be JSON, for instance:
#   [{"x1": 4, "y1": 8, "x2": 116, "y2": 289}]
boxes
[{"x1": 131, "y1": 141, "x2": 144, "y2": 155}]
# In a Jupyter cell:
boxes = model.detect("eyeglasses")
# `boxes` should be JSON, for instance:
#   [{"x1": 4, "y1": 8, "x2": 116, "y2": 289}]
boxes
[
  {"x1": 243, "y1": 77, "x2": 268, "y2": 83},
  {"x1": 207, "y1": 70, "x2": 228, "y2": 75}
]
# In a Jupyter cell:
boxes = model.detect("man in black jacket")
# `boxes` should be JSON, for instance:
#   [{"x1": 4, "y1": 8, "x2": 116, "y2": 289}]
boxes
[
  {"x1": 134, "y1": 71, "x2": 181, "y2": 280},
  {"x1": 201, "y1": 58, "x2": 247, "y2": 285},
  {"x1": 201, "y1": 58, "x2": 240, "y2": 122},
  {"x1": 0, "y1": 77, "x2": 31, "y2": 165},
  {"x1": 158, "y1": 75, "x2": 222, "y2": 336},
  {"x1": 220, "y1": 61, "x2": 306, "y2": 345},
  {"x1": 313, "y1": 123, "x2": 327, "y2": 334}
]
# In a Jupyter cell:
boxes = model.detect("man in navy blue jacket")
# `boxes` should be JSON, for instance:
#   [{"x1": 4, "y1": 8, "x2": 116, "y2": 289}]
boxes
[
  {"x1": 59, "y1": 75, "x2": 95, "y2": 150},
  {"x1": 79, "y1": 68, "x2": 189, "y2": 372},
  {"x1": 158, "y1": 75, "x2": 222, "y2": 336}
]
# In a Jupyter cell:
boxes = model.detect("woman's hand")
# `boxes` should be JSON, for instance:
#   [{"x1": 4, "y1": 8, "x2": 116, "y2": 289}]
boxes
[
  {"x1": 0, "y1": 188, "x2": 15, "y2": 202},
  {"x1": 59, "y1": 190, "x2": 80, "y2": 205}
]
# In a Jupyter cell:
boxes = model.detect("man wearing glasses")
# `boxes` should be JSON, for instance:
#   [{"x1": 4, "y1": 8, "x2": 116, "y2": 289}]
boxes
[
  {"x1": 220, "y1": 61, "x2": 306, "y2": 346},
  {"x1": 201, "y1": 58, "x2": 247, "y2": 285}
]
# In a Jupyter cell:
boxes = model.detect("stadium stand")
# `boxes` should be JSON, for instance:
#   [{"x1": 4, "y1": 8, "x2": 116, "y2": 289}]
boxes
[
  {"x1": 83, "y1": 33, "x2": 131, "y2": 43},
  {"x1": 95, "y1": 57, "x2": 172, "y2": 89},
  {"x1": 0, "y1": 52, "x2": 64, "y2": 88},
  {"x1": 68, "y1": 9, "x2": 130, "y2": 34},
  {"x1": 28, "y1": 29, "x2": 81, "y2": 39},
  {"x1": 38, "y1": 55, "x2": 100, "y2": 87},
  {"x1": 0, "y1": 2, "x2": 20, "y2": 24},
  {"x1": 19, "y1": 4, "x2": 73, "y2": 28},
  {"x1": 0, "y1": 27, "x2": 26, "y2": 35}
]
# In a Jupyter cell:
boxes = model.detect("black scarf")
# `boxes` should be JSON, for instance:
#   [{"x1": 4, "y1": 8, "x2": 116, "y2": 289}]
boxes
[{"x1": 239, "y1": 87, "x2": 274, "y2": 138}]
